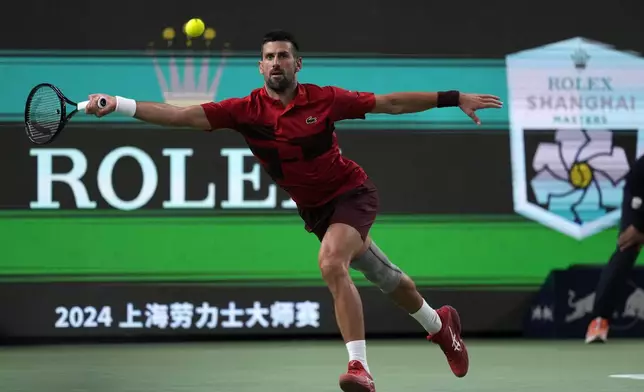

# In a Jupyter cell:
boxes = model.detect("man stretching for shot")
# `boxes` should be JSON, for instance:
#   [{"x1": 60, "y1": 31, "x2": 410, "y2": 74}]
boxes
[{"x1": 85, "y1": 30, "x2": 503, "y2": 392}]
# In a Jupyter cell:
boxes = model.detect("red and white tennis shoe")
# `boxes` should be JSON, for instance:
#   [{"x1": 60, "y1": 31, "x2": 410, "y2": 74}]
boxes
[
  {"x1": 339, "y1": 360, "x2": 376, "y2": 392},
  {"x1": 427, "y1": 305, "x2": 469, "y2": 377}
]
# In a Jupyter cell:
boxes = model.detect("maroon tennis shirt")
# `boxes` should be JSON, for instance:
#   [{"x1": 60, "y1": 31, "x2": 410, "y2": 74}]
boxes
[{"x1": 200, "y1": 83, "x2": 376, "y2": 207}]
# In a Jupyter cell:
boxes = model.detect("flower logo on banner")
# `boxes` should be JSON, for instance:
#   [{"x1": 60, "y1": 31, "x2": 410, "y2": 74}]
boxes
[
  {"x1": 531, "y1": 129, "x2": 629, "y2": 224},
  {"x1": 506, "y1": 37, "x2": 644, "y2": 240}
]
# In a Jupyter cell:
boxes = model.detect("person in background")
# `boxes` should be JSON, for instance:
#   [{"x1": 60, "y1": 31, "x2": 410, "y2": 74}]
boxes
[{"x1": 586, "y1": 154, "x2": 644, "y2": 343}]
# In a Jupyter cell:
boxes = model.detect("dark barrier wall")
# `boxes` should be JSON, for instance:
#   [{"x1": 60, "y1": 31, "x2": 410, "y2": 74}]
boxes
[
  {"x1": 3, "y1": 1, "x2": 644, "y2": 56},
  {"x1": 0, "y1": 282, "x2": 533, "y2": 339}
]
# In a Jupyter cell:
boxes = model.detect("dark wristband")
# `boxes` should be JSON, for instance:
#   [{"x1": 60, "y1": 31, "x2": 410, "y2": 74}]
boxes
[{"x1": 437, "y1": 90, "x2": 460, "y2": 108}]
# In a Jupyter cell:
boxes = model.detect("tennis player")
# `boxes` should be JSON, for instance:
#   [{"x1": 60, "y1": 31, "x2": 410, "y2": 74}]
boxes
[{"x1": 85, "y1": 30, "x2": 502, "y2": 392}]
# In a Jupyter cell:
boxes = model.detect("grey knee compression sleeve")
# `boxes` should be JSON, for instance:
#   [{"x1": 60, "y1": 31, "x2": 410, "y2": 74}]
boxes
[{"x1": 349, "y1": 241, "x2": 403, "y2": 293}]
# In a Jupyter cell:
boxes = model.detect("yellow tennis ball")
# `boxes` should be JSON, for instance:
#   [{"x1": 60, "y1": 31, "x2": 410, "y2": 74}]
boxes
[
  {"x1": 184, "y1": 18, "x2": 205, "y2": 38},
  {"x1": 569, "y1": 162, "x2": 593, "y2": 188}
]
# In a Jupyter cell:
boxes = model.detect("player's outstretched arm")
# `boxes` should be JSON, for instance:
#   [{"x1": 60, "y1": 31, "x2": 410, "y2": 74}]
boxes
[
  {"x1": 84, "y1": 94, "x2": 211, "y2": 130},
  {"x1": 372, "y1": 91, "x2": 503, "y2": 125}
]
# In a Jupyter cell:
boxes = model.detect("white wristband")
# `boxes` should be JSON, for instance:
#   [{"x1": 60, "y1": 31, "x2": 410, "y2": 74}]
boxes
[{"x1": 115, "y1": 96, "x2": 137, "y2": 117}]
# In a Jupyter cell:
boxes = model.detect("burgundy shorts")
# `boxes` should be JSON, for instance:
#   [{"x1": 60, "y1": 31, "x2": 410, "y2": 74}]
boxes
[{"x1": 297, "y1": 178, "x2": 379, "y2": 242}]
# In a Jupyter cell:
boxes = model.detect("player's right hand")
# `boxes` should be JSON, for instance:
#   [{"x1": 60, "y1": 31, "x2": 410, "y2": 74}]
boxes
[{"x1": 85, "y1": 94, "x2": 117, "y2": 117}]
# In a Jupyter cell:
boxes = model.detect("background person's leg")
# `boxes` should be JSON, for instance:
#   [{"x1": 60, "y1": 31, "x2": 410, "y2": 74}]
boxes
[{"x1": 588, "y1": 188, "x2": 641, "y2": 343}]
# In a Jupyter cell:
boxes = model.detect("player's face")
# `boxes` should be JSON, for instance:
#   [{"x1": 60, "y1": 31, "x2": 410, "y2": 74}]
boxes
[{"x1": 260, "y1": 41, "x2": 301, "y2": 93}]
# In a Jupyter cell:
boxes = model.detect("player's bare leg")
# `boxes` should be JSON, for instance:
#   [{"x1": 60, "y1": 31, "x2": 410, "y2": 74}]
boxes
[
  {"x1": 319, "y1": 223, "x2": 375, "y2": 392},
  {"x1": 350, "y1": 237, "x2": 469, "y2": 378}
]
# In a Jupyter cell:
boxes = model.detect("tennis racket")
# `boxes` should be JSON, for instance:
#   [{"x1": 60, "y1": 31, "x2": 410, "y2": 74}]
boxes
[{"x1": 24, "y1": 83, "x2": 107, "y2": 145}]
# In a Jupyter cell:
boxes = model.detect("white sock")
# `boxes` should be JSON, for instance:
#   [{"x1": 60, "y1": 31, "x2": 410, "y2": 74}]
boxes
[
  {"x1": 410, "y1": 299, "x2": 442, "y2": 334},
  {"x1": 346, "y1": 340, "x2": 370, "y2": 374}
]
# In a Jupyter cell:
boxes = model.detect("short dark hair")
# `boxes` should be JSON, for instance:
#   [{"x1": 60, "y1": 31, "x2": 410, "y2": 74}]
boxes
[{"x1": 261, "y1": 30, "x2": 299, "y2": 56}]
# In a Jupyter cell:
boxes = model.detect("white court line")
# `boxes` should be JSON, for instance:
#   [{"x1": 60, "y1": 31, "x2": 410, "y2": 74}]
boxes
[{"x1": 610, "y1": 374, "x2": 644, "y2": 380}]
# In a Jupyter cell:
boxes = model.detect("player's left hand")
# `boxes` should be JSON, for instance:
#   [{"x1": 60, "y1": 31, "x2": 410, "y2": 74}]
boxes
[
  {"x1": 617, "y1": 225, "x2": 644, "y2": 252},
  {"x1": 458, "y1": 93, "x2": 503, "y2": 125}
]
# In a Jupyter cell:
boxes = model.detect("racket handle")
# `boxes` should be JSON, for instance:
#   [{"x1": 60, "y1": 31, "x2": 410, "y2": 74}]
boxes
[{"x1": 77, "y1": 97, "x2": 107, "y2": 112}]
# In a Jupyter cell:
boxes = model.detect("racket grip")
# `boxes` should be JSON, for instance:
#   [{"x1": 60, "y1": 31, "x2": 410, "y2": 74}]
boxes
[{"x1": 77, "y1": 97, "x2": 107, "y2": 112}]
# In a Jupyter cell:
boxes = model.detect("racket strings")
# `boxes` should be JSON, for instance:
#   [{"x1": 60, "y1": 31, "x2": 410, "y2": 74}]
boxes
[{"x1": 26, "y1": 87, "x2": 62, "y2": 142}]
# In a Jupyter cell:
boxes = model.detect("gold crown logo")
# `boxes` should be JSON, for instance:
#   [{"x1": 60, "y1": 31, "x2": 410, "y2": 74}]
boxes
[{"x1": 147, "y1": 21, "x2": 231, "y2": 107}]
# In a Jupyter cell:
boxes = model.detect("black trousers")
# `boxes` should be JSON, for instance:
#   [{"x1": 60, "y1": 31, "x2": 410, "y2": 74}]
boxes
[{"x1": 592, "y1": 187, "x2": 641, "y2": 319}]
